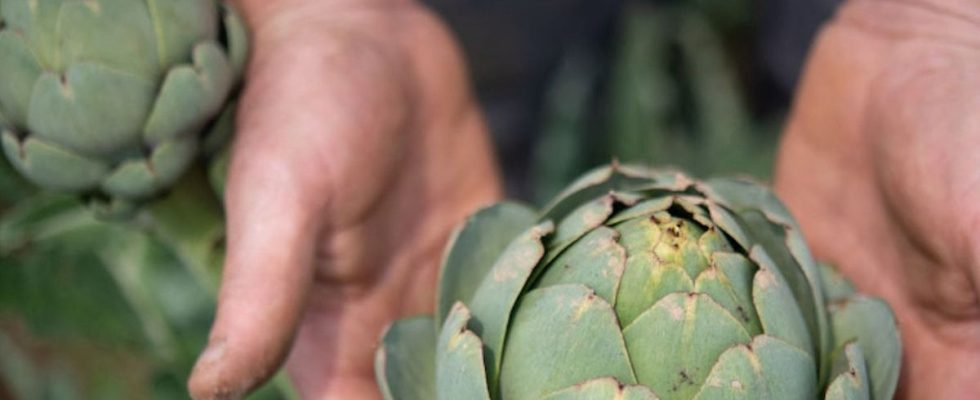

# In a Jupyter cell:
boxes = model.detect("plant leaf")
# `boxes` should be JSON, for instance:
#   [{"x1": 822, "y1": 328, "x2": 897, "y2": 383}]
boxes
[
  {"x1": 436, "y1": 202, "x2": 536, "y2": 328},
  {"x1": 375, "y1": 316, "x2": 437, "y2": 400}
]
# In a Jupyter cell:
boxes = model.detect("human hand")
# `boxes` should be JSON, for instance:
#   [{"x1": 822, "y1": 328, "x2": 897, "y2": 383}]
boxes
[
  {"x1": 187, "y1": 1, "x2": 501, "y2": 398},
  {"x1": 774, "y1": 0, "x2": 980, "y2": 398}
]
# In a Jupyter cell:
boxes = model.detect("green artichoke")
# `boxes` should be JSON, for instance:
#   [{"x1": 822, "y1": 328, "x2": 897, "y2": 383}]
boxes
[
  {"x1": 0, "y1": 0, "x2": 247, "y2": 208},
  {"x1": 375, "y1": 164, "x2": 901, "y2": 400}
]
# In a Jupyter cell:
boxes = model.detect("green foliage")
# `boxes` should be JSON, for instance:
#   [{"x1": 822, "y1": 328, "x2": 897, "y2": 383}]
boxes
[
  {"x1": 607, "y1": 5, "x2": 778, "y2": 177},
  {"x1": 532, "y1": 3, "x2": 783, "y2": 204},
  {"x1": 0, "y1": 188, "x2": 288, "y2": 399},
  {"x1": 0, "y1": 155, "x2": 32, "y2": 209}
]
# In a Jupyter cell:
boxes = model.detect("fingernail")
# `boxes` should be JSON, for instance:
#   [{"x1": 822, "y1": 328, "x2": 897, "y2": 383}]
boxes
[{"x1": 190, "y1": 338, "x2": 246, "y2": 400}]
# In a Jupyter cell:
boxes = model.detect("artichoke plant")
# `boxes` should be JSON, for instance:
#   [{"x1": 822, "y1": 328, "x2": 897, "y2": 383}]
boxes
[
  {"x1": 376, "y1": 164, "x2": 901, "y2": 400},
  {"x1": 0, "y1": 0, "x2": 247, "y2": 211}
]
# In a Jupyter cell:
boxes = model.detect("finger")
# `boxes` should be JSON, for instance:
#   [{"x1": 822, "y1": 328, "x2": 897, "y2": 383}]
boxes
[{"x1": 188, "y1": 133, "x2": 321, "y2": 399}]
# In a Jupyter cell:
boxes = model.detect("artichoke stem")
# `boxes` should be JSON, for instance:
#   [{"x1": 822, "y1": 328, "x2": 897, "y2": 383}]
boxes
[
  {"x1": 143, "y1": 165, "x2": 225, "y2": 296},
  {"x1": 99, "y1": 233, "x2": 181, "y2": 364}
]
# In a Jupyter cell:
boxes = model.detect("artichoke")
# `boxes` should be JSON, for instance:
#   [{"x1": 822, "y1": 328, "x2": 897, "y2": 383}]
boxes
[
  {"x1": 0, "y1": 0, "x2": 247, "y2": 209},
  {"x1": 375, "y1": 164, "x2": 901, "y2": 400}
]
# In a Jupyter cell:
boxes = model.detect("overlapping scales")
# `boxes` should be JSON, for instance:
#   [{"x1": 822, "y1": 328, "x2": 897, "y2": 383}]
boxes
[
  {"x1": 376, "y1": 163, "x2": 901, "y2": 400},
  {"x1": 0, "y1": 0, "x2": 247, "y2": 212}
]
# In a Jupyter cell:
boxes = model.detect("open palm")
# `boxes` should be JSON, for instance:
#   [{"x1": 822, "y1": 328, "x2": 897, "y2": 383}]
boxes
[{"x1": 775, "y1": 1, "x2": 980, "y2": 398}]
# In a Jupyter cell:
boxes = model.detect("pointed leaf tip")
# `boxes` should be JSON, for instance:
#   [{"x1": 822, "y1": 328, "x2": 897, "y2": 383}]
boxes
[
  {"x1": 437, "y1": 303, "x2": 491, "y2": 400},
  {"x1": 436, "y1": 202, "x2": 537, "y2": 327}
]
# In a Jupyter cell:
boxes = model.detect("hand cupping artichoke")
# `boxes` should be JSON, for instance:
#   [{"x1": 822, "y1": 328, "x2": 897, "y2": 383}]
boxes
[
  {"x1": 0, "y1": 0, "x2": 246, "y2": 210},
  {"x1": 376, "y1": 164, "x2": 901, "y2": 400}
]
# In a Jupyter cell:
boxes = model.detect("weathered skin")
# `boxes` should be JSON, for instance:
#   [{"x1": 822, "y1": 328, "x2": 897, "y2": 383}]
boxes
[
  {"x1": 188, "y1": 1, "x2": 500, "y2": 399},
  {"x1": 775, "y1": 0, "x2": 980, "y2": 398}
]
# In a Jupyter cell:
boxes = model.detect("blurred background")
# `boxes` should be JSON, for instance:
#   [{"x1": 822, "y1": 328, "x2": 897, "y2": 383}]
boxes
[{"x1": 0, "y1": 0, "x2": 838, "y2": 398}]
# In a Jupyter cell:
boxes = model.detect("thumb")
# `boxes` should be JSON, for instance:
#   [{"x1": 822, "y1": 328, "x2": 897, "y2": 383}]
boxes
[{"x1": 188, "y1": 146, "x2": 321, "y2": 399}]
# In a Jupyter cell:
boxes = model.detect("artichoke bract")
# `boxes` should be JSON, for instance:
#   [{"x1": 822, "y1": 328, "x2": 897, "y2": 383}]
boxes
[
  {"x1": 0, "y1": 0, "x2": 247, "y2": 208},
  {"x1": 375, "y1": 164, "x2": 901, "y2": 400}
]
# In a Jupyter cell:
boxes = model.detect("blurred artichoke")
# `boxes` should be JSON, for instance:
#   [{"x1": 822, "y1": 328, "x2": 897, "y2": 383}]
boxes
[
  {"x1": 0, "y1": 0, "x2": 247, "y2": 209},
  {"x1": 376, "y1": 164, "x2": 901, "y2": 400}
]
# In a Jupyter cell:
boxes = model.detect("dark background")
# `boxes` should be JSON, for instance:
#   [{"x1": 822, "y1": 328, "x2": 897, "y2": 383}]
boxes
[{"x1": 429, "y1": 0, "x2": 839, "y2": 199}]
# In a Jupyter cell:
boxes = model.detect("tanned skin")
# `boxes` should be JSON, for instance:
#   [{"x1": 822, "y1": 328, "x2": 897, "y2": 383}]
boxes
[
  {"x1": 776, "y1": 0, "x2": 980, "y2": 398},
  {"x1": 189, "y1": 1, "x2": 500, "y2": 398}
]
